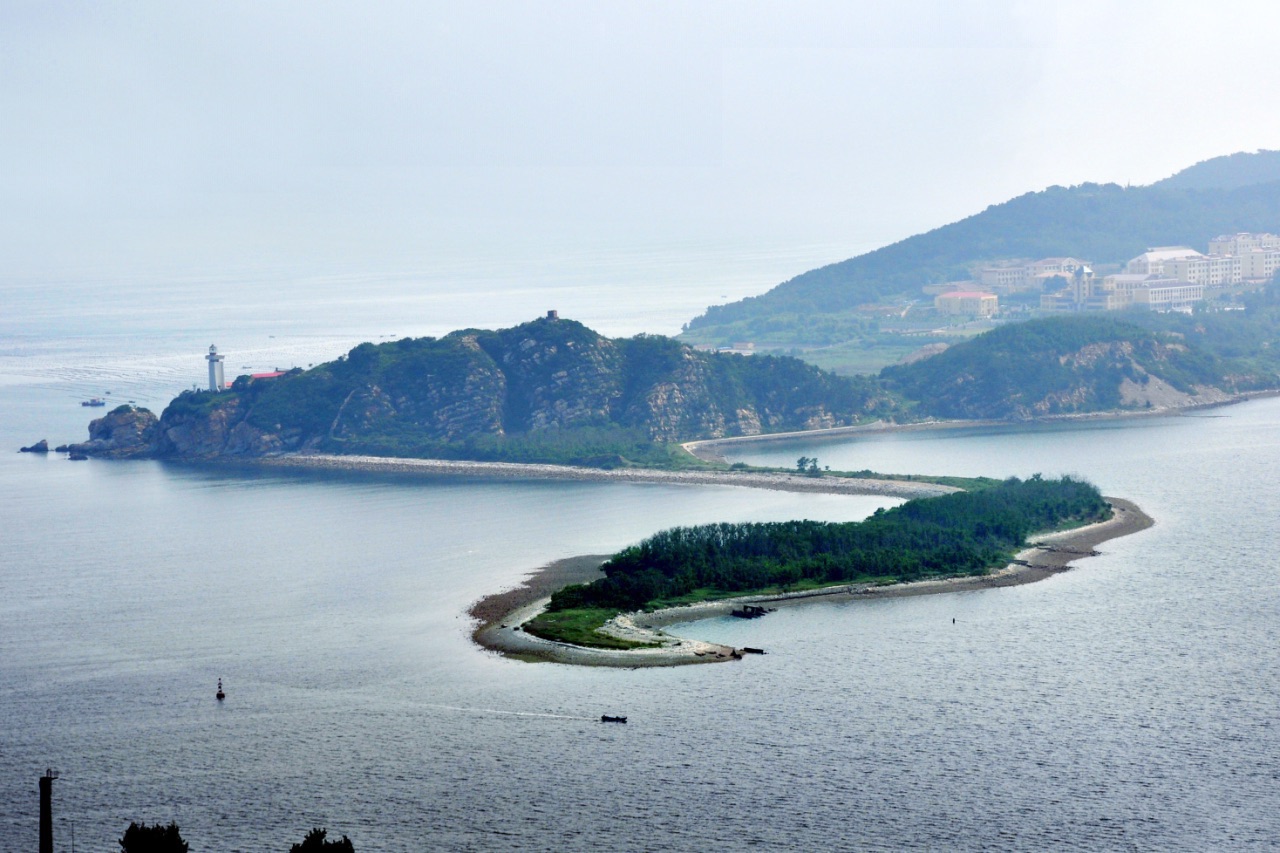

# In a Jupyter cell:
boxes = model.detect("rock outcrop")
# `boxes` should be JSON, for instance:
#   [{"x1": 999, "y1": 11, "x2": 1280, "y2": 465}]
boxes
[
  {"x1": 67, "y1": 406, "x2": 159, "y2": 458},
  {"x1": 19, "y1": 439, "x2": 49, "y2": 453}
]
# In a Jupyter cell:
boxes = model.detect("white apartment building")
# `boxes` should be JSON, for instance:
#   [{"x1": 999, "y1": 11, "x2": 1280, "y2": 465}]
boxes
[
  {"x1": 1241, "y1": 249, "x2": 1280, "y2": 280},
  {"x1": 978, "y1": 257, "x2": 1091, "y2": 293},
  {"x1": 1125, "y1": 247, "x2": 1204, "y2": 276},
  {"x1": 978, "y1": 266, "x2": 1026, "y2": 291},
  {"x1": 1208, "y1": 232, "x2": 1280, "y2": 255},
  {"x1": 1162, "y1": 254, "x2": 1242, "y2": 287},
  {"x1": 1133, "y1": 282, "x2": 1204, "y2": 312},
  {"x1": 935, "y1": 291, "x2": 999, "y2": 316}
]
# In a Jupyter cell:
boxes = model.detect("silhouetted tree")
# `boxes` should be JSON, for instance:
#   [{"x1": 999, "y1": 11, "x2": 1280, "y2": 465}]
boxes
[
  {"x1": 291, "y1": 827, "x2": 355, "y2": 852},
  {"x1": 119, "y1": 821, "x2": 188, "y2": 853}
]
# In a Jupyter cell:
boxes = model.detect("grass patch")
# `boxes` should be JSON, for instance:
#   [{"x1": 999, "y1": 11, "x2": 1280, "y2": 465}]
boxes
[{"x1": 521, "y1": 607, "x2": 659, "y2": 650}]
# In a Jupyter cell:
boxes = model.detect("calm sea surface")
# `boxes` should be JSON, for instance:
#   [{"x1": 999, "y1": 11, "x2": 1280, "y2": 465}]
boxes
[{"x1": 3, "y1": 248, "x2": 1279, "y2": 850}]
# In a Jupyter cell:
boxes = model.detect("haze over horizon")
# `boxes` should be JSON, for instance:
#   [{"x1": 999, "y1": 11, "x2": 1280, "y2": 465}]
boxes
[{"x1": 4, "y1": 1, "x2": 1280, "y2": 279}]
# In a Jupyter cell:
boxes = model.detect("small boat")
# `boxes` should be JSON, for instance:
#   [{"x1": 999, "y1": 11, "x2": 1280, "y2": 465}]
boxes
[
  {"x1": 81, "y1": 398, "x2": 106, "y2": 407},
  {"x1": 600, "y1": 715, "x2": 627, "y2": 724},
  {"x1": 216, "y1": 679, "x2": 225, "y2": 701},
  {"x1": 741, "y1": 647, "x2": 766, "y2": 655}
]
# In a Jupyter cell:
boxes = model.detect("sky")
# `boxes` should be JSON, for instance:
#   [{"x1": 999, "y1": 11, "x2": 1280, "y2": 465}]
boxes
[{"x1": 4, "y1": 0, "x2": 1280, "y2": 277}]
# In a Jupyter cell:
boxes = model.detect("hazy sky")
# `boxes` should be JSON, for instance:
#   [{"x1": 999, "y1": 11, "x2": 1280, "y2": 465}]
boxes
[{"x1": 4, "y1": 1, "x2": 1280, "y2": 275}]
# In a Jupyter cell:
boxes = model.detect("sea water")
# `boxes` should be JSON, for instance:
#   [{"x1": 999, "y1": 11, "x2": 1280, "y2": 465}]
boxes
[{"x1": 2, "y1": 246, "x2": 1279, "y2": 850}]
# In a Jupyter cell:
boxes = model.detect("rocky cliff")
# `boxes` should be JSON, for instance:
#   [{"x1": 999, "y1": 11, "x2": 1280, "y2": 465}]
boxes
[{"x1": 67, "y1": 405, "x2": 160, "y2": 458}]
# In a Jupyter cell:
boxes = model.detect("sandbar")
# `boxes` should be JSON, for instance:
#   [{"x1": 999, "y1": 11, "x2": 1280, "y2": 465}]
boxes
[{"x1": 254, "y1": 453, "x2": 960, "y2": 498}]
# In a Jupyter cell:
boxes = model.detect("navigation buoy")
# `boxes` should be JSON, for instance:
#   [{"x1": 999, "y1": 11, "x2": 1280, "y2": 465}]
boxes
[{"x1": 216, "y1": 678, "x2": 225, "y2": 701}]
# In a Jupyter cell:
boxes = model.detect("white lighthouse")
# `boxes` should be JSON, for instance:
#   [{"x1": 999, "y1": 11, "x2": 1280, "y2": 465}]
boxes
[{"x1": 206, "y1": 344, "x2": 225, "y2": 391}]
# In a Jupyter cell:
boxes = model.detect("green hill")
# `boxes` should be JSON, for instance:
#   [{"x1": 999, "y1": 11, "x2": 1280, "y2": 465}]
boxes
[
  {"x1": 1153, "y1": 150, "x2": 1280, "y2": 190},
  {"x1": 880, "y1": 305, "x2": 1280, "y2": 421},
  {"x1": 151, "y1": 315, "x2": 894, "y2": 466},
  {"x1": 682, "y1": 152, "x2": 1280, "y2": 349}
]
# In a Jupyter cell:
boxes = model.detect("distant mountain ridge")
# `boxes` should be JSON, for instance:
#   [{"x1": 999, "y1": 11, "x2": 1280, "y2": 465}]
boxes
[
  {"x1": 1152, "y1": 150, "x2": 1280, "y2": 190},
  {"x1": 683, "y1": 150, "x2": 1280, "y2": 341}
]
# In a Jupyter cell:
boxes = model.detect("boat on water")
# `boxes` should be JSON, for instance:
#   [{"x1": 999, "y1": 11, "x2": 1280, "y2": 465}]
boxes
[
  {"x1": 81, "y1": 398, "x2": 106, "y2": 407},
  {"x1": 600, "y1": 715, "x2": 627, "y2": 724},
  {"x1": 216, "y1": 678, "x2": 225, "y2": 701}
]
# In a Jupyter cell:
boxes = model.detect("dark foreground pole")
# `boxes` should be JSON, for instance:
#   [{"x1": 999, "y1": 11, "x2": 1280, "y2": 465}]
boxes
[{"x1": 39, "y1": 769, "x2": 58, "y2": 853}]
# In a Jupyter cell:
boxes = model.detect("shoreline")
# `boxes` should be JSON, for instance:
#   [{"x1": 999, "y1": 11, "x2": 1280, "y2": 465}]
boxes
[
  {"x1": 681, "y1": 390, "x2": 1280, "y2": 462},
  {"x1": 470, "y1": 497, "x2": 1153, "y2": 667},
  {"x1": 252, "y1": 454, "x2": 960, "y2": 499}
]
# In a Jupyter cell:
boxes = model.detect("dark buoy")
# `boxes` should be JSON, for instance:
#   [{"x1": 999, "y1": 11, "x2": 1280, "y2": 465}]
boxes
[
  {"x1": 952, "y1": 618, "x2": 956, "y2": 624},
  {"x1": 216, "y1": 678, "x2": 225, "y2": 701}
]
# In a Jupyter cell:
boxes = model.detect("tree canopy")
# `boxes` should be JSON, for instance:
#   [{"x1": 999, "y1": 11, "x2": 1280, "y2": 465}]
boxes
[
  {"x1": 291, "y1": 828, "x2": 355, "y2": 852},
  {"x1": 119, "y1": 821, "x2": 188, "y2": 853}
]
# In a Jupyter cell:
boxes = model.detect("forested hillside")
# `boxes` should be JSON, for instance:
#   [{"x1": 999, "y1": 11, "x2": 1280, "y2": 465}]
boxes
[
  {"x1": 148, "y1": 316, "x2": 894, "y2": 466},
  {"x1": 69, "y1": 285, "x2": 1280, "y2": 465},
  {"x1": 1153, "y1": 150, "x2": 1280, "y2": 190},
  {"x1": 683, "y1": 150, "x2": 1280, "y2": 346},
  {"x1": 880, "y1": 287, "x2": 1280, "y2": 420}
]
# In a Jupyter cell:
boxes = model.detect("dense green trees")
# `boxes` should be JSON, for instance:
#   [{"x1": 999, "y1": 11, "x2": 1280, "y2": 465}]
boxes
[
  {"x1": 291, "y1": 828, "x2": 355, "y2": 852},
  {"x1": 548, "y1": 476, "x2": 1108, "y2": 613},
  {"x1": 155, "y1": 291, "x2": 1280, "y2": 465},
  {"x1": 159, "y1": 317, "x2": 893, "y2": 466},
  {"x1": 880, "y1": 311, "x2": 1280, "y2": 420},
  {"x1": 119, "y1": 821, "x2": 188, "y2": 853}
]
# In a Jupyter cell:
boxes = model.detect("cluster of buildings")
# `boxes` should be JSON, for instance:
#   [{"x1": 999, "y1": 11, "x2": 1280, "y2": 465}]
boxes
[{"x1": 930, "y1": 232, "x2": 1280, "y2": 316}]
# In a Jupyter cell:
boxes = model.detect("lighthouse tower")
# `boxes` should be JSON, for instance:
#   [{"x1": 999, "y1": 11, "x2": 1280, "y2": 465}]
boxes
[{"x1": 206, "y1": 344, "x2": 225, "y2": 391}]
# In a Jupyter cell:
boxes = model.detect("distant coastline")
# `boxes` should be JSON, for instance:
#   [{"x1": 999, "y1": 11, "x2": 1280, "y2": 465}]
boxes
[
  {"x1": 470, "y1": 496, "x2": 1153, "y2": 668},
  {"x1": 681, "y1": 391, "x2": 1280, "y2": 462}
]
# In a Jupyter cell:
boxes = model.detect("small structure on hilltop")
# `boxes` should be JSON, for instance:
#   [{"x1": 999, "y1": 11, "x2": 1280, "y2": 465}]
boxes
[{"x1": 206, "y1": 345, "x2": 225, "y2": 392}]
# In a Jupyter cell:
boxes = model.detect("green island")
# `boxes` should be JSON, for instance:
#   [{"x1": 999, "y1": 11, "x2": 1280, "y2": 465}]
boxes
[{"x1": 522, "y1": 475, "x2": 1110, "y2": 649}]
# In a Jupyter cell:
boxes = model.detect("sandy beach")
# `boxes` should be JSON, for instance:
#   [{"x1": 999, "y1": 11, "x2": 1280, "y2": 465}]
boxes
[{"x1": 472, "y1": 497, "x2": 1152, "y2": 667}]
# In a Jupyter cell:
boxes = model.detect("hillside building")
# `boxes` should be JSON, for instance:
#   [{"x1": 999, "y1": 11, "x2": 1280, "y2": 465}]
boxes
[
  {"x1": 1133, "y1": 282, "x2": 1204, "y2": 312},
  {"x1": 1241, "y1": 249, "x2": 1280, "y2": 280},
  {"x1": 935, "y1": 291, "x2": 998, "y2": 316},
  {"x1": 978, "y1": 265, "x2": 1028, "y2": 292},
  {"x1": 1208, "y1": 232, "x2": 1280, "y2": 255},
  {"x1": 978, "y1": 257, "x2": 1091, "y2": 294},
  {"x1": 1126, "y1": 247, "x2": 1204, "y2": 276},
  {"x1": 1162, "y1": 254, "x2": 1242, "y2": 287}
]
